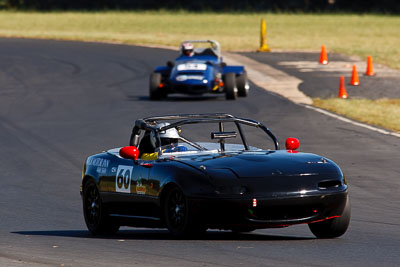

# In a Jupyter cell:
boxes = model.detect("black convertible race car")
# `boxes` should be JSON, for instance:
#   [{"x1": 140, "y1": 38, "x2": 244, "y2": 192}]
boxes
[{"x1": 81, "y1": 114, "x2": 350, "y2": 238}]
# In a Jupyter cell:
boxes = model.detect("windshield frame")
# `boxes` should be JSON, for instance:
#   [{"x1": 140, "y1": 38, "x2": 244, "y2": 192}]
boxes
[{"x1": 130, "y1": 114, "x2": 279, "y2": 157}]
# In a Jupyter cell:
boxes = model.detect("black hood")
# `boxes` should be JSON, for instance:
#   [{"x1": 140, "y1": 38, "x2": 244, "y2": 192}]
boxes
[
  {"x1": 173, "y1": 150, "x2": 344, "y2": 195},
  {"x1": 174, "y1": 150, "x2": 341, "y2": 178}
]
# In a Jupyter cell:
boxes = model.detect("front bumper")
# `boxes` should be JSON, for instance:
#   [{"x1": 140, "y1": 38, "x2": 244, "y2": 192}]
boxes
[
  {"x1": 169, "y1": 80, "x2": 221, "y2": 95},
  {"x1": 189, "y1": 190, "x2": 348, "y2": 229},
  {"x1": 171, "y1": 84, "x2": 216, "y2": 95}
]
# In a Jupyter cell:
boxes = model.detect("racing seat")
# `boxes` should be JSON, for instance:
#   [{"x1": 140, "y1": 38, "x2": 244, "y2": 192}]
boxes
[
  {"x1": 138, "y1": 134, "x2": 155, "y2": 158},
  {"x1": 199, "y1": 48, "x2": 217, "y2": 57}
]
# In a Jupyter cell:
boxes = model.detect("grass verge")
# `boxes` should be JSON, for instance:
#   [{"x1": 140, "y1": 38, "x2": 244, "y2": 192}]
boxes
[
  {"x1": 313, "y1": 98, "x2": 400, "y2": 133},
  {"x1": 0, "y1": 11, "x2": 399, "y2": 69}
]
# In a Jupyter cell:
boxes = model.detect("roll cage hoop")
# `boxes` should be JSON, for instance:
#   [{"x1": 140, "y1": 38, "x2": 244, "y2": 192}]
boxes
[
  {"x1": 129, "y1": 114, "x2": 280, "y2": 156},
  {"x1": 180, "y1": 40, "x2": 222, "y2": 63}
]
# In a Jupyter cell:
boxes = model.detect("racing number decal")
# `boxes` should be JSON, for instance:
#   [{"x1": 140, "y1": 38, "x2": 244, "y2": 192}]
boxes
[{"x1": 115, "y1": 165, "x2": 133, "y2": 193}]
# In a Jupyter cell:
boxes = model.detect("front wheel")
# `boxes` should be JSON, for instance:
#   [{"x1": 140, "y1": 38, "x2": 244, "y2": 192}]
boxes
[
  {"x1": 149, "y1": 72, "x2": 166, "y2": 100},
  {"x1": 83, "y1": 180, "x2": 120, "y2": 235},
  {"x1": 308, "y1": 198, "x2": 351, "y2": 238},
  {"x1": 164, "y1": 186, "x2": 205, "y2": 238},
  {"x1": 236, "y1": 71, "x2": 249, "y2": 97},
  {"x1": 224, "y1": 72, "x2": 238, "y2": 100}
]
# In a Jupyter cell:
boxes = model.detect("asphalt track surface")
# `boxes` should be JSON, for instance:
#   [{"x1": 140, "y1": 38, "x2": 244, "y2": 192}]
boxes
[{"x1": 0, "y1": 38, "x2": 399, "y2": 266}]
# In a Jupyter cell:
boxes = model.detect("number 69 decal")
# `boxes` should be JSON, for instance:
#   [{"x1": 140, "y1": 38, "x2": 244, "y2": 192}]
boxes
[{"x1": 115, "y1": 165, "x2": 133, "y2": 193}]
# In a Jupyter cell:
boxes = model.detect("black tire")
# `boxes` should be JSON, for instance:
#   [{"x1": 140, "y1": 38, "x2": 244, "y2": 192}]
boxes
[
  {"x1": 149, "y1": 72, "x2": 165, "y2": 100},
  {"x1": 236, "y1": 71, "x2": 249, "y2": 97},
  {"x1": 164, "y1": 186, "x2": 205, "y2": 238},
  {"x1": 308, "y1": 198, "x2": 351, "y2": 239},
  {"x1": 224, "y1": 72, "x2": 238, "y2": 100},
  {"x1": 83, "y1": 180, "x2": 120, "y2": 235}
]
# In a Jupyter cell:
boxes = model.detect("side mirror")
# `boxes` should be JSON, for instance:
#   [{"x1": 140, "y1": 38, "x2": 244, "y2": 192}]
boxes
[
  {"x1": 119, "y1": 146, "x2": 139, "y2": 161},
  {"x1": 285, "y1": 137, "x2": 300, "y2": 151}
]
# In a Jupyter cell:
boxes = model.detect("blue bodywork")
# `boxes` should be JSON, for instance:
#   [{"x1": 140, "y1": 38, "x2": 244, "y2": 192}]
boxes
[{"x1": 154, "y1": 50, "x2": 245, "y2": 95}]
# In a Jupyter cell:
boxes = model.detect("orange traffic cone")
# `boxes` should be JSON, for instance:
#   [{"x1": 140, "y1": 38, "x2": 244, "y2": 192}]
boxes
[
  {"x1": 319, "y1": 45, "x2": 328, "y2": 64},
  {"x1": 349, "y1": 64, "x2": 360, "y2": 86},
  {"x1": 365, "y1": 56, "x2": 375, "y2": 76},
  {"x1": 338, "y1": 76, "x2": 348, "y2": 99}
]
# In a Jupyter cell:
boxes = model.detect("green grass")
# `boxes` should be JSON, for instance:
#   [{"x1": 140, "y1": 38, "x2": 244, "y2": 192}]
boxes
[
  {"x1": 0, "y1": 11, "x2": 399, "y2": 69},
  {"x1": 313, "y1": 98, "x2": 400, "y2": 132}
]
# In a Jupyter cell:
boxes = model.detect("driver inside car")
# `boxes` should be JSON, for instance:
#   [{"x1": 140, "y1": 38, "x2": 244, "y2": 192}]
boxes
[
  {"x1": 181, "y1": 42, "x2": 194, "y2": 57},
  {"x1": 140, "y1": 123, "x2": 188, "y2": 160}
]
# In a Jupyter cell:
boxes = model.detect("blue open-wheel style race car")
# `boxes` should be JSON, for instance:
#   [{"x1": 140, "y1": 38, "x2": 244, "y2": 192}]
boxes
[
  {"x1": 81, "y1": 114, "x2": 350, "y2": 238},
  {"x1": 149, "y1": 40, "x2": 249, "y2": 100}
]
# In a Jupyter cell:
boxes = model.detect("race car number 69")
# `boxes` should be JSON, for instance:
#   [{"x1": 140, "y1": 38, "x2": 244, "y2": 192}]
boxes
[{"x1": 115, "y1": 165, "x2": 133, "y2": 193}]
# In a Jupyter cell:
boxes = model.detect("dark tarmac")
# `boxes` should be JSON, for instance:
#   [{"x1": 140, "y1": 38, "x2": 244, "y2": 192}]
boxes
[{"x1": 0, "y1": 38, "x2": 399, "y2": 266}]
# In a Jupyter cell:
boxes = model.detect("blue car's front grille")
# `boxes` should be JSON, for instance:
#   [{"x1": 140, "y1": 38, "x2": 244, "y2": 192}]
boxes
[{"x1": 173, "y1": 84, "x2": 208, "y2": 94}]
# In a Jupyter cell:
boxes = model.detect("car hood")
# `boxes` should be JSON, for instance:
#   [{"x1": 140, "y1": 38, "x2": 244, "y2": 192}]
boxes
[
  {"x1": 173, "y1": 150, "x2": 341, "y2": 178},
  {"x1": 172, "y1": 150, "x2": 345, "y2": 196}
]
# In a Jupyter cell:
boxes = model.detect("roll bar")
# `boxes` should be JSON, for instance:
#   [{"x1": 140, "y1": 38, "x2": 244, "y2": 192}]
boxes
[
  {"x1": 130, "y1": 113, "x2": 280, "y2": 151},
  {"x1": 180, "y1": 40, "x2": 221, "y2": 61}
]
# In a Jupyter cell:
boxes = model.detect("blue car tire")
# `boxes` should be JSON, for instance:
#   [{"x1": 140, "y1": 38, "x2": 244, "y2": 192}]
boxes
[
  {"x1": 150, "y1": 72, "x2": 166, "y2": 100},
  {"x1": 224, "y1": 73, "x2": 238, "y2": 100},
  {"x1": 236, "y1": 71, "x2": 249, "y2": 97}
]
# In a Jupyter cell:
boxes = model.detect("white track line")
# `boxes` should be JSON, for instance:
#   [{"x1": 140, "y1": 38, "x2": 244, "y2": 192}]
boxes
[{"x1": 303, "y1": 105, "x2": 400, "y2": 138}]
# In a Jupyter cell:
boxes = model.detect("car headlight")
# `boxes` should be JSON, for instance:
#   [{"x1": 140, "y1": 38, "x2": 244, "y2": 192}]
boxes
[{"x1": 206, "y1": 168, "x2": 247, "y2": 195}]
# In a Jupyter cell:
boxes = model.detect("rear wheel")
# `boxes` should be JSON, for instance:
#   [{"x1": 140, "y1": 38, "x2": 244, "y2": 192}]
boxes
[
  {"x1": 308, "y1": 198, "x2": 351, "y2": 238},
  {"x1": 83, "y1": 180, "x2": 119, "y2": 235},
  {"x1": 149, "y1": 72, "x2": 165, "y2": 100},
  {"x1": 164, "y1": 186, "x2": 205, "y2": 238},
  {"x1": 236, "y1": 71, "x2": 249, "y2": 97},
  {"x1": 224, "y1": 73, "x2": 238, "y2": 100}
]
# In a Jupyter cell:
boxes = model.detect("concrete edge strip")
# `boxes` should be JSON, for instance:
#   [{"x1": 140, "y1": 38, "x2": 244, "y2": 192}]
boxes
[{"x1": 222, "y1": 52, "x2": 313, "y2": 105}]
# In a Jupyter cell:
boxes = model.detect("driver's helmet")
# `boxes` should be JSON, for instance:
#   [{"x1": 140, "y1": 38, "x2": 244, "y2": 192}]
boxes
[
  {"x1": 150, "y1": 122, "x2": 180, "y2": 147},
  {"x1": 181, "y1": 42, "x2": 194, "y2": 56}
]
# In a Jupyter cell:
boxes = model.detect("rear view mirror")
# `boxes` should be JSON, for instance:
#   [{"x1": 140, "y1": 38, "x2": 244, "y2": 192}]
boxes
[
  {"x1": 119, "y1": 146, "x2": 139, "y2": 161},
  {"x1": 211, "y1": 131, "x2": 237, "y2": 139},
  {"x1": 285, "y1": 137, "x2": 300, "y2": 151}
]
